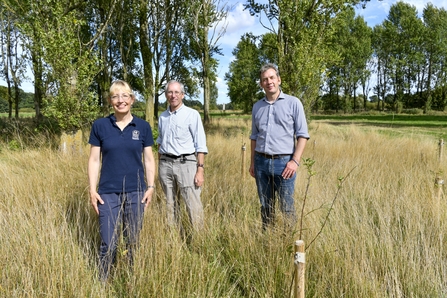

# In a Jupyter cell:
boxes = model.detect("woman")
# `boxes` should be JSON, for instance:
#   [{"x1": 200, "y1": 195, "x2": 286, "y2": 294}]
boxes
[{"x1": 88, "y1": 80, "x2": 155, "y2": 281}]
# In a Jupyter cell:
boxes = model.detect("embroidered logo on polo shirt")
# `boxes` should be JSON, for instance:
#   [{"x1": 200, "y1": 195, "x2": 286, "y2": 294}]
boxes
[{"x1": 132, "y1": 130, "x2": 140, "y2": 140}]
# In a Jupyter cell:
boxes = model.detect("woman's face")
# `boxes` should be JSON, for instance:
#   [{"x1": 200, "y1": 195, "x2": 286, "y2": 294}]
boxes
[{"x1": 109, "y1": 87, "x2": 135, "y2": 114}]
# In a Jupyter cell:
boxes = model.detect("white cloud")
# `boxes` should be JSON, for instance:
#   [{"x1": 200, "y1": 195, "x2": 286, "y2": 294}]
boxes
[
  {"x1": 225, "y1": 3, "x2": 256, "y2": 34},
  {"x1": 217, "y1": 2, "x2": 267, "y2": 51},
  {"x1": 405, "y1": 0, "x2": 447, "y2": 12},
  {"x1": 357, "y1": 0, "x2": 447, "y2": 27},
  {"x1": 355, "y1": 1, "x2": 392, "y2": 27},
  {"x1": 213, "y1": 1, "x2": 280, "y2": 103},
  {"x1": 216, "y1": 76, "x2": 228, "y2": 102}
]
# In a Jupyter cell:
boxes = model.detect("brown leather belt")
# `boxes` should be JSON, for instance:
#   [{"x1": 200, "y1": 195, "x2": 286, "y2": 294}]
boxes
[{"x1": 256, "y1": 152, "x2": 291, "y2": 159}]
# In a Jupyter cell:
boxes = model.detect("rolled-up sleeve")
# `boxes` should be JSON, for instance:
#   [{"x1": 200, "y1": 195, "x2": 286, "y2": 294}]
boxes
[
  {"x1": 250, "y1": 104, "x2": 260, "y2": 141},
  {"x1": 192, "y1": 111, "x2": 208, "y2": 154},
  {"x1": 293, "y1": 98, "x2": 310, "y2": 140}
]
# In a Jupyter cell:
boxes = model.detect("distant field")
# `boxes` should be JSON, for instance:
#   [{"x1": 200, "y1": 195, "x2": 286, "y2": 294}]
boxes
[
  {"x1": 312, "y1": 113, "x2": 447, "y2": 126},
  {"x1": 2, "y1": 110, "x2": 447, "y2": 126},
  {"x1": 0, "y1": 112, "x2": 34, "y2": 118},
  {"x1": 0, "y1": 110, "x2": 248, "y2": 120},
  {"x1": 2, "y1": 110, "x2": 447, "y2": 145},
  {"x1": 209, "y1": 112, "x2": 447, "y2": 139},
  {"x1": 221, "y1": 112, "x2": 447, "y2": 133},
  {"x1": 311, "y1": 113, "x2": 447, "y2": 139}
]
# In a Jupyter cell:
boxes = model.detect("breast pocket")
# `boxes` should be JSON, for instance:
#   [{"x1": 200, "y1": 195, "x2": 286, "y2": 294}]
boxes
[{"x1": 174, "y1": 125, "x2": 191, "y2": 146}]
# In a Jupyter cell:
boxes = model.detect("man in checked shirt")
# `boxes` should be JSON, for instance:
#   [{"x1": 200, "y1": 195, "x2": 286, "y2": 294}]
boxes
[{"x1": 249, "y1": 63, "x2": 310, "y2": 231}]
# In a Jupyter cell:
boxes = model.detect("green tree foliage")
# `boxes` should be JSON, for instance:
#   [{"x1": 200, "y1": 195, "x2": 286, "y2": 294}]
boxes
[
  {"x1": 382, "y1": 2, "x2": 424, "y2": 111},
  {"x1": 423, "y1": 4, "x2": 447, "y2": 111},
  {"x1": 372, "y1": 24, "x2": 389, "y2": 111},
  {"x1": 138, "y1": 0, "x2": 200, "y2": 126},
  {"x1": 3, "y1": 0, "x2": 102, "y2": 130},
  {"x1": 325, "y1": 7, "x2": 372, "y2": 112},
  {"x1": 315, "y1": 2, "x2": 447, "y2": 113},
  {"x1": 225, "y1": 33, "x2": 262, "y2": 113},
  {"x1": 85, "y1": 0, "x2": 143, "y2": 116},
  {"x1": 2, "y1": 0, "x2": 447, "y2": 128},
  {"x1": 34, "y1": 1, "x2": 100, "y2": 131},
  {"x1": 209, "y1": 80, "x2": 218, "y2": 110},
  {"x1": 1, "y1": 0, "x2": 206, "y2": 130},
  {"x1": 258, "y1": 33, "x2": 279, "y2": 65},
  {"x1": 369, "y1": 2, "x2": 447, "y2": 113},
  {"x1": 245, "y1": 0, "x2": 360, "y2": 116},
  {"x1": 0, "y1": 85, "x2": 35, "y2": 113},
  {"x1": 187, "y1": 0, "x2": 229, "y2": 124},
  {"x1": 0, "y1": 86, "x2": 8, "y2": 113},
  {"x1": 82, "y1": 0, "x2": 118, "y2": 115},
  {"x1": 0, "y1": 6, "x2": 26, "y2": 119}
]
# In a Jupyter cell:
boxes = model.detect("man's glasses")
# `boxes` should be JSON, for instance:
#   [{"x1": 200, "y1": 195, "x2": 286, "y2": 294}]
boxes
[
  {"x1": 111, "y1": 93, "x2": 131, "y2": 101},
  {"x1": 166, "y1": 91, "x2": 183, "y2": 96}
]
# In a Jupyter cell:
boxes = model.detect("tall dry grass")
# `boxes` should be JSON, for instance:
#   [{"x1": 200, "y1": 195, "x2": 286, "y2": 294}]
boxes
[{"x1": 1, "y1": 118, "x2": 446, "y2": 297}]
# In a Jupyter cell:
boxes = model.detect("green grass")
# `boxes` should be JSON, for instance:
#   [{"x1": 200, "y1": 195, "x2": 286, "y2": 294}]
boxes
[
  {"x1": 0, "y1": 112, "x2": 34, "y2": 118},
  {"x1": 311, "y1": 113, "x2": 447, "y2": 127},
  {"x1": 2, "y1": 118, "x2": 447, "y2": 296},
  {"x1": 209, "y1": 112, "x2": 447, "y2": 131},
  {"x1": 311, "y1": 113, "x2": 447, "y2": 139}
]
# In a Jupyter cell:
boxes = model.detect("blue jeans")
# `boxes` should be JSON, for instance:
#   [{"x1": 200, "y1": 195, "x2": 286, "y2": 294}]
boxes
[
  {"x1": 254, "y1": 154, "x2": 297, "y2": 229},
  {"x1": 97, "y1": 191, "x2": 145, "y2": 280}
]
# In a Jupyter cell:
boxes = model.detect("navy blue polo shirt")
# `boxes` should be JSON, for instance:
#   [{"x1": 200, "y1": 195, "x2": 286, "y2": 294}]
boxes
[{"x1": 89, "y1": 114, "x2": 154, "y2": 194}]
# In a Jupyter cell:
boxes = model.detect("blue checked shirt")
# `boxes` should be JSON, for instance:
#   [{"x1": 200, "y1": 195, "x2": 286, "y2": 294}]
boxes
[{"x1": 250, "y1": 91, "x2": 309, "y2": 155}]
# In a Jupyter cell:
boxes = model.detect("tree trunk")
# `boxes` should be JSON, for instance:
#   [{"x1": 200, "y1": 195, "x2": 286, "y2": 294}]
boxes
[
  {"x1": 139, "y1": 5, "x2": 155, "y2": 127},
  {"x1": 31, "y1": 50, "x2": 43, "y2": 121},
  {"x1": 203, "y1": 73, "x2": 210, "y2": 124},
  {"x1": 201, "y1": 2, "x2": 210, "y2": 125},
  {"x1": 7, "y1": 80, "x2": 12, "y2": 119},
  {"x1": 14, "y1": 84, "x2": 19, "y2": 118}
]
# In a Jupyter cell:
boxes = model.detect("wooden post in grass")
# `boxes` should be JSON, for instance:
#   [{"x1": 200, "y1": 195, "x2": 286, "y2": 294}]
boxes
[
  {"x1": 435, "y1": 177, "x2": 444, "y2": 222},
  {"x1": 241, "y1": 143, "x2": 246, "y2": 179},
  {"x1": 439, "y1": 139, "x2": 444, "y2": 163},
  {"x1": 294, "y1": 240, "x2": 305, "y2": 298}
]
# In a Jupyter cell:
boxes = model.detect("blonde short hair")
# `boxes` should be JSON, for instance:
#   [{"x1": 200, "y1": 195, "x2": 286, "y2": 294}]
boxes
[{"x1": 109, "y1": 80, "x2": 134, "y2": 98}]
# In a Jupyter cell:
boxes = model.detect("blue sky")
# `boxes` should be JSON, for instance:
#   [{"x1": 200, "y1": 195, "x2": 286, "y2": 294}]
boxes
[{"x1": 2, "y1": 0, "x2": 447, "y2": 105}]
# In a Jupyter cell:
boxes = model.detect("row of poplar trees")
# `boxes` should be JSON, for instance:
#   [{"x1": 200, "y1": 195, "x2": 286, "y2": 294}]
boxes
[
  {"x1": 1, "y1": 0, "x2": 229, "y2": 130},
  {"x1": 4, "y1": 0, "x2": 442, "y2": 130},
  {"x1": 226, "y1": 2, "x2": 447, "y2": 114}
]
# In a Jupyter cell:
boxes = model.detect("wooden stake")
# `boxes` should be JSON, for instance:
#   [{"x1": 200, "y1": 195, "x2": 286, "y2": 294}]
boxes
[
  {"x1": 241, "y1": 143, "x2": 246, "y2": 179},
  {"x1": 439, "y1": 139, "x2": 444, "y2": 163},
  {"x1": 294, "y1": 240, "x2": 305, "y2": 298},
  {"x1": 435, "y1": 177, "x2": 444, "y2": 222}
]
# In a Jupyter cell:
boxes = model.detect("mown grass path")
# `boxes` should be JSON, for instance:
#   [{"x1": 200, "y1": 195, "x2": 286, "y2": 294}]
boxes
[{"x1": 311, "y1": 114, "x2": 447, "y2": 139}]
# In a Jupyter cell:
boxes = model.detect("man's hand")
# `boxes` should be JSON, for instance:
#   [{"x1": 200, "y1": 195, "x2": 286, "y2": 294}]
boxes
[
  {"x1": 195, "y1": 167, "x2": 205, "y2": 187},
  {"x1": 281, "y1": 160, "x2": 299, "y2": 179},
  {"x1": 249, "y1": 164, "x2": 255, "y2": 178}
]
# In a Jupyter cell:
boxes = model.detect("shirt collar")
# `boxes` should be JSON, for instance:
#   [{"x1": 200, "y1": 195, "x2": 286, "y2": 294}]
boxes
[
  {"x1": 263, "y1": 91, "x2": 285, "y2": 104},
  {"x1": 108, "y1": 113, "x2": 136, "y2": 126},
  {"x1": 168, "y1": 103, "x2": 184, "y2": 115}
]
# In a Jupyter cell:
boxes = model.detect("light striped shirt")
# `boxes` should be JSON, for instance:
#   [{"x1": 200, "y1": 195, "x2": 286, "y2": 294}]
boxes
[{"x1": 157, "y1": 104, "x2": 208, "y2": 156}]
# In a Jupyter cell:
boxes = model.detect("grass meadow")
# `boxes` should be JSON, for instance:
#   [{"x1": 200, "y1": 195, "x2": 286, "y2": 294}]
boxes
[{"x1": 1, "y1": 117, "x2": 447, "y2": 297}]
